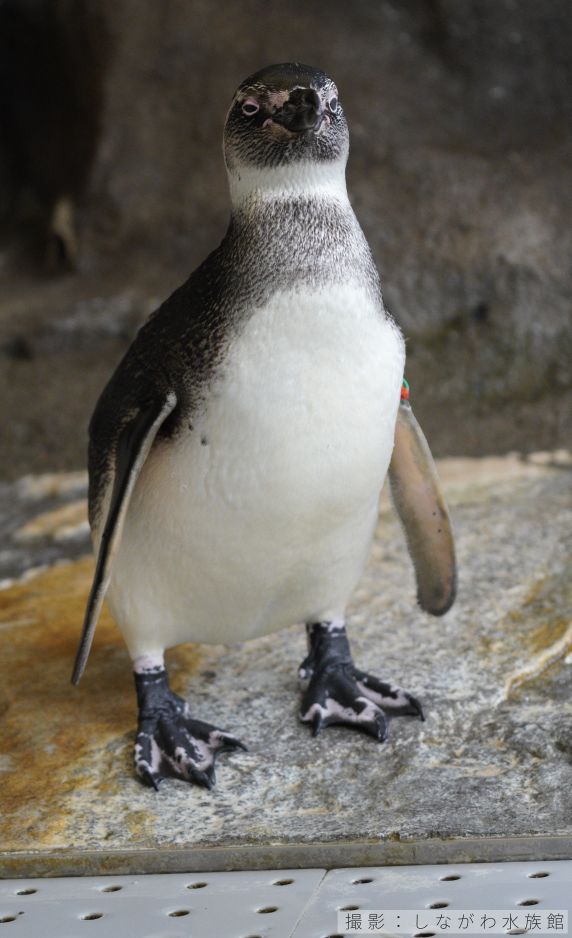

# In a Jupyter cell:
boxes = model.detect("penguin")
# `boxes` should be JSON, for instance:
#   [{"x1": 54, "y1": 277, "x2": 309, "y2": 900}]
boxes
[{"x1": 72, "y1": 63, "x2": 456, "y2": 790}]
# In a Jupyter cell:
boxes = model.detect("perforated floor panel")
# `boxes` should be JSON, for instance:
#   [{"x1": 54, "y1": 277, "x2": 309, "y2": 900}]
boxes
[{"x1": 0, "y1": 860, "x2": 570, "y2": 937}]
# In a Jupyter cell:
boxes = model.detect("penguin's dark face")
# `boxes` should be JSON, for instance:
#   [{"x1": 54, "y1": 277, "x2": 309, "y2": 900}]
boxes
[{"x1": 224, "y1": 63, "x2": 349, "y2": 173}]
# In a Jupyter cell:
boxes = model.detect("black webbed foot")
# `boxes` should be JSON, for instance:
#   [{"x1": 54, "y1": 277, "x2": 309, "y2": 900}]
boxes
[
  {"x1": 298, "y1": 621, "x2": 423, "y2": 741},
  {"x1": 300, "y1": 659, "x2": 389, "y2": 740},
  {"x1": 134, "y1": 668, "x2": 247, "y2": 789}
]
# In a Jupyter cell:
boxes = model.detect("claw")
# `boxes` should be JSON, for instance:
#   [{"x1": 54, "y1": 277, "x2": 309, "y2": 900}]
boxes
[
  {"x1": 219, "y1": 734, "x2": 249, "y2": 754},
  {"x1": 311, "y1": 711, "x2": 324, "y2": 737},
  {"x1": 194, "y1": 768, "x2": 215, "y2": 790},
  {"x1": 137, "y1": 766, "x2": 162, "y2": 791},
  {"x1": 409, "y1": 695, "x2": 425, "y2": 722},
  {"x1": 354, "y1": 669, "x2": 424, "y2": 721},
  {"x1": 372, "y1": 711, "x2": 388, "y2": 742}
]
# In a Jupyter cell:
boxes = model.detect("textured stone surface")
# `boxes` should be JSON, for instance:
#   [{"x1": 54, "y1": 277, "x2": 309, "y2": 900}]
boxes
[
  {"x1": 0, "y1": 472, "x2": 89, "y2": 586},
  {"x1": 1, "y1": 454, "x2": 571, "y2": 876}
]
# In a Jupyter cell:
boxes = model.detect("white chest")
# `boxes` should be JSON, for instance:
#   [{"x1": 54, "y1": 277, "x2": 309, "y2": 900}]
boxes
[
  {"x1": 110, "y1": 281, "x2": 405, "y2": 650},
  {"x1": 189, "y1": 282, "x2": 405, "y2": 517}
]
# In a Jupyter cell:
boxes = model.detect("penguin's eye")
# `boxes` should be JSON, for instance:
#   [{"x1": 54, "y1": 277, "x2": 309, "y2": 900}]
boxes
[
  {"x1": 328, "y1": 96, "x2": 338, "y2": 113},
  {"x1": 241, "y1": 98, "x2": 260, "y2": 117}
]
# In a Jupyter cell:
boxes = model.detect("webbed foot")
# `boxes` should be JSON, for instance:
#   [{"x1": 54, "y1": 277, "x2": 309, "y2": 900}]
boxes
[
  {"x1": 298, "y1": 621, "x2": 423, "y2": 740},
  {"x1": 300, "y1": 658, "x2": 389, "y2": 740},
  {"x1": 134, "y1": 667, "x2": 247, "y2": 789}
]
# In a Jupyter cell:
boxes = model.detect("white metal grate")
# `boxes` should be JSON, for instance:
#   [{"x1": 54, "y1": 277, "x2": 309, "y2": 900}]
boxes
[
  {"x1": 293, "y1": 860, "x2": 571, "y2": 938},
  {"x1": 0, "y1": 861, "x2": 569, "y2": 937}
]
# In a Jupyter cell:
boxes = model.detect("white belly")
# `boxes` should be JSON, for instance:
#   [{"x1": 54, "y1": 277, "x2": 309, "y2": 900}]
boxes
[{"x1": 105, "y1": 283, "x2": 405, "y2": 656}]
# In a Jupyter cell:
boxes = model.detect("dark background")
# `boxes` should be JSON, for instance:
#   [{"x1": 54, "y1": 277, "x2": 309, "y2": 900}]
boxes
[{"x1": 0, "y1": 0, "x2": 570, "y2": 480}]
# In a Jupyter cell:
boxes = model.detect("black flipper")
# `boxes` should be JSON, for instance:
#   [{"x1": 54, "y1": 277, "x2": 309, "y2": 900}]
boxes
[
  {"x1": 389, "y1": 398, "x2": 457, "y2": 616},
  {"x1": 71, "y1": 392, "x2": 177, "y2": 685}
]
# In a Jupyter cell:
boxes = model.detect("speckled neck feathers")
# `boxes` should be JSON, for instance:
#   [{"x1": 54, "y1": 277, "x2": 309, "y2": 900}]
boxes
[{"x1": 223, "y1": 141, "x2": 382, "y2": 306}]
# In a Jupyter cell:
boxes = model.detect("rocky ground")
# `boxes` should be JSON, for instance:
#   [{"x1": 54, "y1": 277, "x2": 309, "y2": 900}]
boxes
[{"x1": 1, "y1": 452, "x2": 571, "y2": 876}]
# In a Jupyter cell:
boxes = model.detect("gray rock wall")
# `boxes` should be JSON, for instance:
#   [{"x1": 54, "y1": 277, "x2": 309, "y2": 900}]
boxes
[
  {"x1": 0, "y1": 0, "x2": 570, "y2": 476},
  {"x1": 80, "y1": 0, "x2": 572, "y2": 396}
]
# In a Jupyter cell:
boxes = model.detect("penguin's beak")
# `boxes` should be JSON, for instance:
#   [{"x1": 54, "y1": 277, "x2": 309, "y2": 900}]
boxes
[{"x1": 272, "y1": 87, "x2": 325, "y2": 133}]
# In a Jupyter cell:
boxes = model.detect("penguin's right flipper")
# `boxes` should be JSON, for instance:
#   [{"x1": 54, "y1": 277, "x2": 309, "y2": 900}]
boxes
[
  {"x1": 72, "y1": 392, "x2": 177, "y2": 686},
  {"x1": 389, "y1": 399, "x2": 457, "y2": 616}
]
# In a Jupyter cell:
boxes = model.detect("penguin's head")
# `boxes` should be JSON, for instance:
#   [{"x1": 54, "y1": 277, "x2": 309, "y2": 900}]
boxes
[{"x1": 224, "y1": 63, "x2": 349, "y2": 189}]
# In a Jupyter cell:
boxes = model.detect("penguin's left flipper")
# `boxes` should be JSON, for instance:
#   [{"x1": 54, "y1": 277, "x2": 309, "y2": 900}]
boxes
[
  {"x1": 389, "y1": 399, "x2": 457, "y2": 616},
  {"x1": 72, "y1": 392, "x2": 178, "y2": 685}
]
